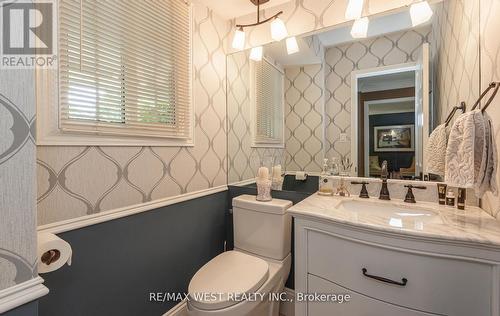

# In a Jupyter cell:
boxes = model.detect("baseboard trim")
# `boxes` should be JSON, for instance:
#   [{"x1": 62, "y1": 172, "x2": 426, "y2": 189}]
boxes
[
  {"x1": 228, "y1": 178, "x2": 256, "y2": 186},
  {"x1": 163, "y1": 299, "x2": 187, "y2": 316},
  {"x1": 0, "y1": 277, "x2": 49, "y2": 314},
  {"x1": 162, "y1": 288, "x2": 295, "y2": 316},
  {"x1": 38, "y1": 185, "x2": 228, "y2": 234}
]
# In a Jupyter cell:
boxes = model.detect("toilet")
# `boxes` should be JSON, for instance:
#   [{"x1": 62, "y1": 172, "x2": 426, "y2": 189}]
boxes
[{"x1": 187, "y1": 195, "x2": 292, "y2": 316}]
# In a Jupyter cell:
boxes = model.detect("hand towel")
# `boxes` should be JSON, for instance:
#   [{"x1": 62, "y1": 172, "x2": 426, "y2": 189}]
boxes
[
  {"x1": 475, "y1": 112, "x2": 498, "y2": 197},
  {"x1": 426, "y1": 124, "x2": 448, "y2": 176},
  {"x1": 445, "y1": 110, "x2": 483, "y2": 189}
]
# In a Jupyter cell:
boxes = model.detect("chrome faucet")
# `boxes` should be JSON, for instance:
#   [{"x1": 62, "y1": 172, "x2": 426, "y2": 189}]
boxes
[{"x1": 379, "y1": 160, "x2": 390, "y2": 200}]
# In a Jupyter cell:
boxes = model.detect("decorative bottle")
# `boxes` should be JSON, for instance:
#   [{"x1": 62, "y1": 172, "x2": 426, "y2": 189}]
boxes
[{"x1": 318, "y1": 159, "x2": 334, "y2": 196}]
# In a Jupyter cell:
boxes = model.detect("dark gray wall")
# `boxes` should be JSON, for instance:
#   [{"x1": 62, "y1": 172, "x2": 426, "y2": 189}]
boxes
[
  {"x1": 39, "y1": 191, "x2": 228, "y2": 316},
  {"x1": 228, "y1": 185, "x2": 316, "y2": 290},
  {"x1": 2, "y1": 301, "x2": 38, "y2": 316}
]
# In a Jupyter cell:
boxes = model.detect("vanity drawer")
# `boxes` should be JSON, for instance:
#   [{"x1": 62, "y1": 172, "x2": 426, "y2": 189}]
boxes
[
  {"x1": 307, "y1": 274, "x2": 439, "y2": 316},
  {"x1": 308, "y1": 230, "x2": 492, "y2": 316}
]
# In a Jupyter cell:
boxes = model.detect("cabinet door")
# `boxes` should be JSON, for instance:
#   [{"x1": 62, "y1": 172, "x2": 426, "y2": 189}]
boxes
[
  {"x1": 308, "y1": 230, "x2": 492, "y2": 315},
  {"x1": 307, "y1": 274, "x2": 439, "y2": 316}
]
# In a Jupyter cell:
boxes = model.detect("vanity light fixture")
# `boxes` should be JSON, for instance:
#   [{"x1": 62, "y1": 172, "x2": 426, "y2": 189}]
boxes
[
  {"x1": 410, "y1": 1, "x2": 433, "y2": 27},
  {"x1": 250, "y1": 46, "x2": 263, "y2": 61},
  {"x1": 351, "y1": 17, "x2": 369, "y2": 38},
  {"x1": 232, "y1": 27, "x2": 246, "y2": 50},
  {"x1": 270, "y1": 17, "x2": 288, "y2": 41},
  {"x1": 231, "y1": 0, "x2": 288, "y2": 52},
  {"x1": 286, "y1": 37, "x2": 299, "y2": 55},
  {"x1": 345, "y1": 0, "x2": 364, "y2": 20}
]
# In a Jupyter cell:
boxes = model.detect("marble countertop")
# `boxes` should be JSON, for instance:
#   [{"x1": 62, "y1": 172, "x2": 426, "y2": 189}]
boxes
[{"x1": 288, "y1": 193, "x2": 500, "y2": 248}]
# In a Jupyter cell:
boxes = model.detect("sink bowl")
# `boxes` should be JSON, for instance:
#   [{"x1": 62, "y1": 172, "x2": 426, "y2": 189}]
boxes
[{"x1": 335, "y1": 199, "x2": 440, "y2": 229}]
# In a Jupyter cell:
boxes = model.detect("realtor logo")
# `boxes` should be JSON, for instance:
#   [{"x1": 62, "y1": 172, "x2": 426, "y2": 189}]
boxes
[{"x1": 1, "y1": 0, "x2": 57, "y2": 68}]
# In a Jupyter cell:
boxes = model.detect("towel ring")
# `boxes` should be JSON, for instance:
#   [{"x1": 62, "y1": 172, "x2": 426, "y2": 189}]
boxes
[
  {"x1": 471, "y1": 82, "x2": 500, "y2": 113},
  {"x1": 444, "y1": 102, "x2": 466, "y2": 127}
]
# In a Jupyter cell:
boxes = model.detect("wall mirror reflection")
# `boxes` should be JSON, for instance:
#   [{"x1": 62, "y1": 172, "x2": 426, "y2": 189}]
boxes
[{"x1": 227, "y1": 0, "x2": 480, "y2": 191}]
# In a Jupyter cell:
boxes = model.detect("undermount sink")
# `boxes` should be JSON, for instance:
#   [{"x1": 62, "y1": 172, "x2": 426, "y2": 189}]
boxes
[{"x1": 334, "y1": 199, "x2": 440, "y2": 228}]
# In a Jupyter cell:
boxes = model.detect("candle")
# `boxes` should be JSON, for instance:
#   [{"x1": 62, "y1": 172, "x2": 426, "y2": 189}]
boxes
[
  {"x1": 257, "y1": 167, "x2": 269, "y2": 180},
  {"x1": 272, "y1": 165, "x2": 282, "y2": 178}
]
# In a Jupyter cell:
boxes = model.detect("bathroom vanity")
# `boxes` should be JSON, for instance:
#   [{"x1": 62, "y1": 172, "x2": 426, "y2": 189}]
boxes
[{"x1": 289, "y1": 194, "x2": 500, "y2": 316}]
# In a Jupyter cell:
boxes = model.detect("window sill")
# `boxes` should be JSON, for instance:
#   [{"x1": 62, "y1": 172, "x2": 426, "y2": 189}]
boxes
[{"x1": 37, "y1": 132, "x2": 195, "y2": 147}]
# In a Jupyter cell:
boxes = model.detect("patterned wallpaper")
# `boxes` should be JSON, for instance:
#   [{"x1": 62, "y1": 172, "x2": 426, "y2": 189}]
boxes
[
  {"x1": 324, "y1": 26, "x2": 431, "y2": 161},
  {"x1": 480, "y1": 0, "x2": 500, "y2": 218},
  {"x1": 37, "y1": 4, "x2": 231, "y2": 225},
  {"x1": 432, "y1": 0, "x2": 480, "y2": 126},
  {"x1": 0, "y1": 71, "x2": 37, "y2": 287},
  {"x1": 227, "y1": 51, "x2": 286, "y2": 184},
  {"x1": 284, "y1": 64, "x2": 325, "y2": 173}
]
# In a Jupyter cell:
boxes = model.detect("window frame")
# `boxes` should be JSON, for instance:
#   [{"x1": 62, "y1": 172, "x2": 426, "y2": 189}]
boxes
[
  {"x1": 36, "y1": 1, "x2": 195, "y2": 147},
  {"x1": 250, "y1": 57, "x2": 285, "y2": 148}
]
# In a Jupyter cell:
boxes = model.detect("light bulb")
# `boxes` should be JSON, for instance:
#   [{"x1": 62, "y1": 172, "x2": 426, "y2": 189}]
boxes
[
  {"x1": 351, "y1": 17, "x2": 369, "y2": 38},
  {"x1": 250, "y1": 46, "x2": 263, "y2": 61},
  {"x1": 410, "y1": 1, "x2": 433, "y2": 27},
  {"x1": 345, "y1": 0, "x2": 364, "y2": 20},
  {"x1": 270, "y1": 18, "x2": 288, "y2": 41},
  {"x1": 286, "y1": 37, "x2": 299, "y2": 55},
  {"x1": 232, "y1": 27, "x2": 245, "y2": 50}
]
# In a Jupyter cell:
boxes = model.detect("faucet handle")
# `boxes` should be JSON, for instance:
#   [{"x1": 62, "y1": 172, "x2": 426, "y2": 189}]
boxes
[
  {"x1": 404, "y1": 184, "x2": 427, "y2": 189},
  {"x1": 351, "y1": 181, "x2": 370, "y2": 198},
  {"x1": 404, "y1": 184, "x2": 427, "y2": 203}
]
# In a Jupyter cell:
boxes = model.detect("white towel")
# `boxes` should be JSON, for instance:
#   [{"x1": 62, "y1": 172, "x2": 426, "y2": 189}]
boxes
[
  {"x1": 445, "y1": 110, "x2": 482, "y2": 189},
  {"x1": 445, "y1": 110, "x2": 498, "y2": 198},
  {"x1": 475, "y1": 111, "x2": 498, "y2": 197},
  {"x1": 426, "y1": 124, "x2": 448, "y2": 176}
]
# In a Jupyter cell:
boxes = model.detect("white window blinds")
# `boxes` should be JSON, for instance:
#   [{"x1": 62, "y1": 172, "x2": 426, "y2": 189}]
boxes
[
  {"x1": 253, "y1": 59, "x2": 284, "y2": 146},
  {"x1": 59, "y1": 0, "x2": 192, "y2": 139}
]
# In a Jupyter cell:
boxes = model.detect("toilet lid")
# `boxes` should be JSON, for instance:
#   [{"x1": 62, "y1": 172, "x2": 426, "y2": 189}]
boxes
[{"x1": 188, "y1": 251, "x2": 269, "y2": 310}]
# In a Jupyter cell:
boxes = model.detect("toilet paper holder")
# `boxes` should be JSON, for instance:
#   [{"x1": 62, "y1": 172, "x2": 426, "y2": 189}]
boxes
[{"x1": 41, "y1": 249, "x2": 61, "y2": 265}]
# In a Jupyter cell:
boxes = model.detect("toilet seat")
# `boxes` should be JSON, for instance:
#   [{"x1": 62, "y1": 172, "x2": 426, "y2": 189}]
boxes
[{"x1": 188, "y1": 251, "x2": 269, "y2": 311}]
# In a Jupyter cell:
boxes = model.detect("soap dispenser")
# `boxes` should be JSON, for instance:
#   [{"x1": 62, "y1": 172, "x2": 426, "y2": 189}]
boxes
[{"x1": 318, "y1": 159, "x2": 334, "y2": 196}]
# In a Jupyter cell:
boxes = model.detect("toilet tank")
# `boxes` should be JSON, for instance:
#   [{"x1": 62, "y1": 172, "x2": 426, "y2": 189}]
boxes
[{"x1": 232, "y1": 195, "x2": 292, "y2": 261}]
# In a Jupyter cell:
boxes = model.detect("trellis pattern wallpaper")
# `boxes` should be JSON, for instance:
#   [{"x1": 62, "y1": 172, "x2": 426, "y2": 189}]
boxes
[
  {"x1": 480, "y1": 0, "x2": 500, "y2": 218},
  {"x1": 37, "y1": 4, "x2": 231, "y2": 225},
  {"x1": 432, "y1": 0, "x2": 480, "y2": 126},
  {"x1": 284, "y1": 64, "x2": 325, "y2": 173},
  {"x1": 227, "y1": 51, "x2": 286, "y2": 184},
  {"x1": 0, "y1": 70, "x2": 37, "y2": 288},
  {"x1": 324, "y1": 26, "x2": 431, "y2": 161}
]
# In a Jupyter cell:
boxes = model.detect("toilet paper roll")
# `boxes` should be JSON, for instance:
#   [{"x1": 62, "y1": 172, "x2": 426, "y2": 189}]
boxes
[
  {"x1": 37, "y1": 232, "x2": 72, "y2": 274},
  {"x1": 295, "y1": 171, "x2": 307, "y2": 181}
]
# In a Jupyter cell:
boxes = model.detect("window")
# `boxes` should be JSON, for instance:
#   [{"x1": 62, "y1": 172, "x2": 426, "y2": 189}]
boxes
[
  {"x1": 251, "y1": 58, "x2": 284, "y2": 147},
  {"x1": 37, "y1": 0, "x2": 193, "y2": 146}
]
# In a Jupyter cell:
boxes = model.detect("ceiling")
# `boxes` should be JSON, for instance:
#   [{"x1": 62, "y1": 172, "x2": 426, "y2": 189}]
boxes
[
  {"x1": 359, "y1": 71, "x2": 416, "y2": 93},
  {"x1": 195, "y1": 0, "x2": 291, "y2": 20},
  {"x1": 368, "y1": 100, "x2": 415, "y2": 115},
  {"x1": 263, "y1": 36, "x2": 322, "y2": 67}
]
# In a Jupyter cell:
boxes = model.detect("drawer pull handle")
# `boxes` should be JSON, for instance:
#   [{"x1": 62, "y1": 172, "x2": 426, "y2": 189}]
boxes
[{"x1": 362, "y1": 268, "x2": 408, "y2": 286}]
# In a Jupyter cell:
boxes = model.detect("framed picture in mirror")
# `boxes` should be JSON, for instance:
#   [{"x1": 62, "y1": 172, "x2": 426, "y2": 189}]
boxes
[{"x1": 374, "y1": 125, "x2": 415, "y2": 152}]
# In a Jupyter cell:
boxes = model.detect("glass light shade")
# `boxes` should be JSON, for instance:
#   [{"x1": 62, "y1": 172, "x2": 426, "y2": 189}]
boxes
[
  {"x1": 410, "y1": 1, "x2": 433, "y2": 26},
  {"x1": 286, "y1": 37, "x2": 299, "y2": 55},
  {"x1": 351, "y1": 17, "x2": 369, "y2": 38},
  {"x1": 345, "y1": 0, "x2": 364, "y2": 20},
  {"x1": 250, "y1": 46, "x2": 263, "y2": 61},
  {"x1": 232, "y1": 28, "x2": 246, "y2": 50},
  {"x1": 270, "y1": 18, "x2": 288, "y2": 41}
]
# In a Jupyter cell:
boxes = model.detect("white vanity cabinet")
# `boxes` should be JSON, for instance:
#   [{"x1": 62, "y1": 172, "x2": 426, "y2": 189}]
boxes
[{"x1": 293, "y1": 217, "x2": 500, "y2": 316}]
